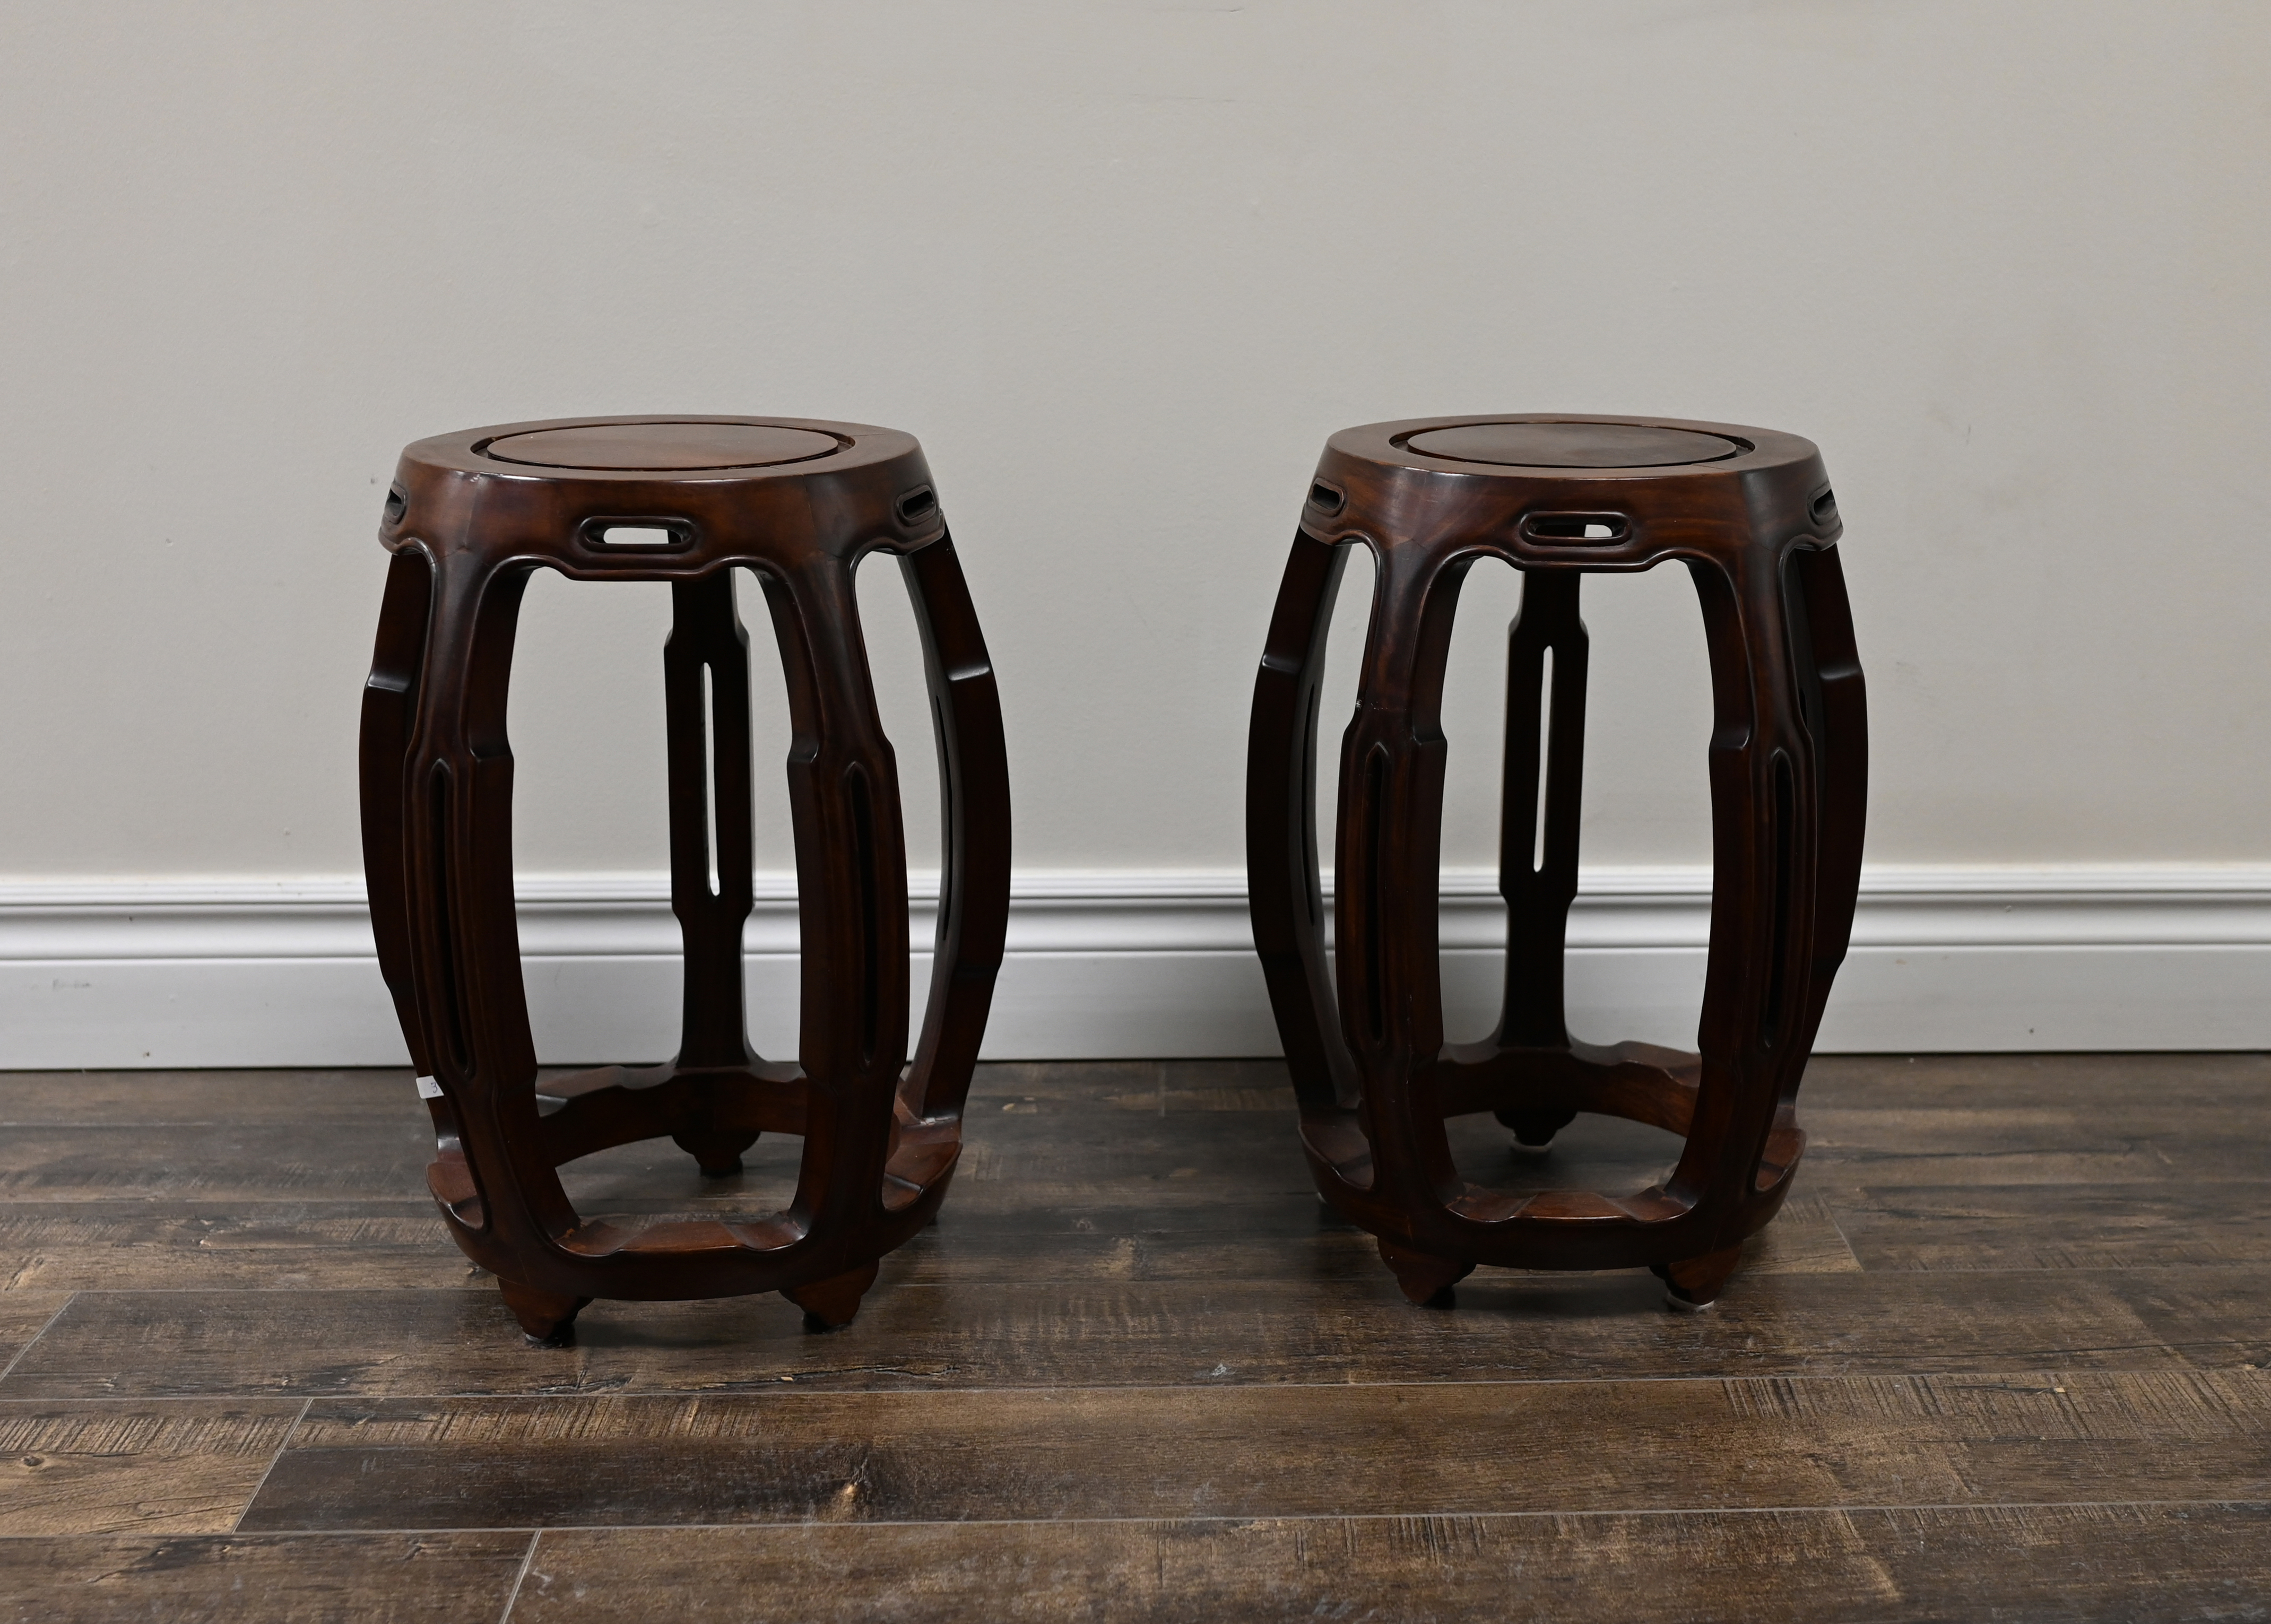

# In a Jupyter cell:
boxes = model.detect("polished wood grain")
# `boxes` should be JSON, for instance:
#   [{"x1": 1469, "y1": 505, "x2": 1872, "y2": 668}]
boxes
[
  {"x1": 0, "y1": 1205, "x2": 483, "y2": 1291},
  {"x1": 362, "y1": 417, "x2": 1010, "y2": 1340},
  {"x1": 238, "y1": 1369, "x2": 2271, "y2": 1530},
  {"x1": 0, "y1": 1532, "x2": 531, "y2": 1624},
  {"x1": 0, "y1": 1071, "x2": 415, "y2": 1124},
  {"x1": 8, "y1": 1265, "x2": 2261, "y2": 1401},
  {"x1": 0, "y1": 1399, "x2": 304, "y2": 1534},
  {"x1": 0, "y1": 1126, "x2": 431, "y2": 1203},
  {"x1": 1, "y1": 1058, "x2": 2265, "y2": 1621},
  {"x1": 1829, "y1": 1184, "x2": 2271, "y2": 1270},
  {"x1": 510, "y1": 1505, "x2": 2271, "y2": 1624}
]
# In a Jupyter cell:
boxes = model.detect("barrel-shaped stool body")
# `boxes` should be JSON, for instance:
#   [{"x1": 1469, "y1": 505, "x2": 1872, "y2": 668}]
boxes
[
  {"x1": 360, "y1": 416, "x2": 1009, "y2": 1342},
  {"x1": 1246, "y1": 416, "x2": 1865, "y2": 1308}
]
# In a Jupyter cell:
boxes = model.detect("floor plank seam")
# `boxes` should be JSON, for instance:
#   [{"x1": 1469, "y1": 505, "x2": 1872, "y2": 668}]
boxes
[
  {"x1": 1818, "y1": 1204, "x2": 1868, "y2": 1272},
  {"x1": 229, "y1": 1396, "x2": 313, "y2": 1535},
  {"x1": 16, "y1": 1364, "x2": 2265, "y2": 1404},
  {"x1": 62, "y1": 1497, "x2": 2270, "y2": 1541},
  {"x1": 0, "y1": 1294, "x2": 73, "y2": 1385},
  {"x1": 496, "y1": 1530, "x2": 542, "y2": 1623},
  {"x1": 20, "y1": 1259, "x2": 2270, "y2": 1292}
]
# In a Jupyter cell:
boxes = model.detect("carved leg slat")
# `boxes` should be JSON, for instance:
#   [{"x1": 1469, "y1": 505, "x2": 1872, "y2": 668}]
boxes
[
  {"x1": 666, "y1": 573, "x2": 761, "y2": 1074},
  {"x1": 1489, "y1": 569, "x2": 1589, "y2": 1149},
  {"x1": 1495, "y1": 570, "x2": 1588, "y2": 1053}
]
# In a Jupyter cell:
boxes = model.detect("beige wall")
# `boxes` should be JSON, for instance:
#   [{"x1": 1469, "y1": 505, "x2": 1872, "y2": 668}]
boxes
[{"x1": 4, "y1": 1, "x2": 2266, "y2": 882}]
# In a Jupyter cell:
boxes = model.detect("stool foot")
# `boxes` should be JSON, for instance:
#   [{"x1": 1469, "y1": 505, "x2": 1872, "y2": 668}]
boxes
[
  {"x1": 1378, "y1": 1239, "x2": 1474, "y2": 1309},
  {"x1": 1495, "y1": 1108, "x2": 1577, "y2": 1150},
  {"x1": 784, "y1": 1261, "x2": 881, "y2": 1332},
  {"x1": 498, "y1": 1280, "x2": 592, "y2": 1347},
  {"x1": 672, "y1": 1130, "x2": 761, "y2": 1179},
  {"x1": 1652, "y1": 1243, "x2": 1744, "y2": 1310}
]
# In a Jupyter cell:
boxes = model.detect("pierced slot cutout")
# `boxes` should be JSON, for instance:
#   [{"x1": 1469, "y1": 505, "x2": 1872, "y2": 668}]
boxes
[
  {"x1": 593, "y1": 525, "x2": 680, "y2": 549},
  {"x1": 1532, "y1": 647, "x2": 1554, "y2": 873},
  {"x1": 895, "y1": 487, "x2": 938, "y2": 524},
  {"x1": 1522, "y1": 513, "x2": 1630, "y2": 544},
  {"x1": 700, "y1": 664, "x2": 721, "y2": 898},
  {"x1": 383, "y1": 483, "x2": 408, "y2": 526},
  {"x1": 1308, "y1": 482, "x2": 1347, "y2": 516},
  {"x1": 1810, "y1": 488, "x2": 1839, "y2": 525}
]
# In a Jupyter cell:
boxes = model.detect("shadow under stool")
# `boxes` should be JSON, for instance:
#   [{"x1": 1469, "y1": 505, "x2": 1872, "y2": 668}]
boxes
[
  {"x1": 1246, "y1": 415, "x2": 1866, "y2": 1309},
  {"x1": 359, "y1": 416, "x2": 1009, "y2": 1344}
]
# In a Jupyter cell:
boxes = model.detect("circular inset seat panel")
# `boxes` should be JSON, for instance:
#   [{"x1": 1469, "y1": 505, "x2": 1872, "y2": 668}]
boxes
[
  {"x1": 478, "y1": 421, "x2": 845, "y2": 472},
  {"x1": 1405, "y1": 421, "x2": 1744, "y2": 469}
]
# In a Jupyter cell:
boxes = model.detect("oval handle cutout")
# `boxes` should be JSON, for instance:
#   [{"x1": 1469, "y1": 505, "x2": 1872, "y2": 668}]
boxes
[
  {"x1": 1308, "y1": 481, "x2": 1346, "y2": 516},
  {"x1": 1810, "y1": 488, "x2": 1838, "y2": 524},
  {"x1": 895, "y1": 486, "x2": 938, "y2": 525},
  {"x1": 382, "y1": 483, "x2": 408, "y2": 526},
  {"x1": 1520, "y1": 512, "x2": 1630, "y2": 544},
  {"x1": 581, "y1": 520, "x2": 694, "y2": 551}
]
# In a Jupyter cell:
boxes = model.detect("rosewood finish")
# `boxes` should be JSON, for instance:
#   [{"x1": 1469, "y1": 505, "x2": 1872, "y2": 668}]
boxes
[
  {"x1": 1246, "y1": 415, "x2": 1866, "y2": 1308},
  {"x1": 359, "y1": 416, "x2": 1010, "y2": 1343}
]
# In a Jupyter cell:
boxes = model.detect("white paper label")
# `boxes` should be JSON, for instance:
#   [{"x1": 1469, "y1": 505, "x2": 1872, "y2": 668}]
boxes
[{"x1": 415, "y1": 1075, "x2": 444, "y2": 1100}]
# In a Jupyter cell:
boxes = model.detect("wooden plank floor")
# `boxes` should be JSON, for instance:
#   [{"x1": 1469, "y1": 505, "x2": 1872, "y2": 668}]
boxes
[{"x1": 1, "y1": 1054, "x2": 2267, "y2": 1621}]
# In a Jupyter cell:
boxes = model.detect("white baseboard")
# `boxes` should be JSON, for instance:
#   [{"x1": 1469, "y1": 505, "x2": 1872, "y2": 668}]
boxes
[{"x1": 2, "y1": 867, "x2": 2268, "y2": 1067}]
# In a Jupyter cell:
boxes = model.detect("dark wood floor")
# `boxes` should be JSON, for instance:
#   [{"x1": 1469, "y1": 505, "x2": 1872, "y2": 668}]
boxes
[{"x1": 1, "y1": 1054, "x2": 2268, "y2": 1621}]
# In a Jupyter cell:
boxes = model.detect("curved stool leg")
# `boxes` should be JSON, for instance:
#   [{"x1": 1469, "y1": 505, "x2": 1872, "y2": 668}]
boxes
[
  {"x1": 757, "y1": 554, "x2": 914, "y2": 1329},
  {"x1": 1647, "y1": 542, "x2": 1866, "y2": 1315},
  {"x1": 358, "y1": 549, "x2": 467, "y2": 1165},
  {"x1": 1784, "y1": 543, "x2": 1869, "y2": 1069},
  {"x1": 396, "y1": 556, "x2": 591, "y2": 1340},
  {"x1": 362, "y1": 549, "x2": 435, "y2": 1071},
  {"x1": 1334, "y1": 543, "x2": 1469, "y2": 1287},
  {"x1": 899, "y1": 533, "x2": 1011, "y2": 1126},
  {"x1": 1657, "y1": 545, "x2": 1849, "y2": 1307},
  {"x1": 1245, "y1": 530, "x2": 1362, "y2": 1115}
]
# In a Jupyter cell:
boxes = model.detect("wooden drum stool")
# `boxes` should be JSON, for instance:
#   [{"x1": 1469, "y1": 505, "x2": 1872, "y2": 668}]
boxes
[
  {"x1": 1247, "y1": 416, "x2": 1865, "y2": 1310},
  {"x1": 359, "y1": 416, "x2": 1008, "y2": 1344}
]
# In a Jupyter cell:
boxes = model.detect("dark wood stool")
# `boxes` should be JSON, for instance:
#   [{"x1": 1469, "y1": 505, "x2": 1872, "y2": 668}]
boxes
[
  {"x1": 359, "y1": 416, "x2": 1009, "y2": 1343},
  {"x1": 1247, "y1": 416, "x2": 1865, "y2": 1309}
]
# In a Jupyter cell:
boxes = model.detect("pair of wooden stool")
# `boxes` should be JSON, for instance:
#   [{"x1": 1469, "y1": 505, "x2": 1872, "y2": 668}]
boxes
[{"x1": 360, "y1": 413, "x2": 1862, "y2": 1343}]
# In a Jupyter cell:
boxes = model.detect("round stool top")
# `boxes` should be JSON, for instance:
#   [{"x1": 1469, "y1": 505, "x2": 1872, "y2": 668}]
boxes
[
  {"x1": 478, "y1": 421, "x2": 844, "y2": 472},
  {"x1": 1404, "y1": 421, "x2": 1743, "y2": 469},
  {"x1": 385, "y1": 415, "x2": 939, "y2": 576},
  {"x1": 1309, "y1": 414, "x2": 1835, "y2": 563}
]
